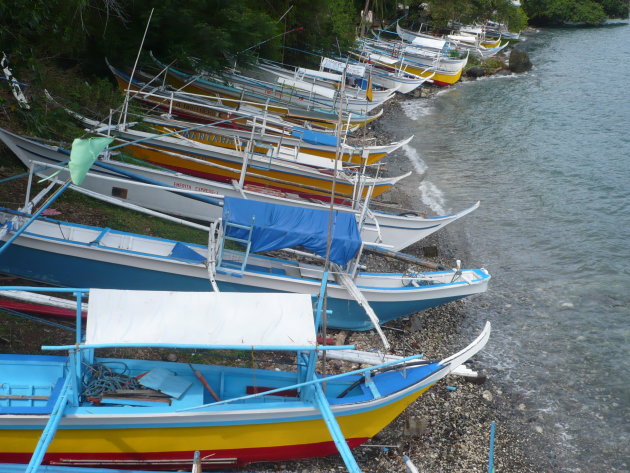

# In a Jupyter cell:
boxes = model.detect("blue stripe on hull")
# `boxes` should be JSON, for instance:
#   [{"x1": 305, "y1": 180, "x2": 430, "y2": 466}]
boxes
[{"x1": 0, "y1": 245, "x2": 462, "y2": 331}]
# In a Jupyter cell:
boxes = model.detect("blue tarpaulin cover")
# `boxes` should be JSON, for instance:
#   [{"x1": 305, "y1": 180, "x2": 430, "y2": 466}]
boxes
[
  {"x1": 222, "y1": 197, "x2": 361, "y2": 266},
  {"x1": 291, "y1": 127, "x2": 338, "y2": 147}
]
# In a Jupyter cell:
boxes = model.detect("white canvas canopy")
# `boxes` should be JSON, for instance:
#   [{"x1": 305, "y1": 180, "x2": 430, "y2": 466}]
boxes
[
  {"x1": 276, "y1": 77, "x2": 336, "y2": 99},
  {"x1": 411, "y1": 36, "x2": 447, "y2": 50},
  {"x1": 368, "y1": 53, "x2": 399, "y2": 65},
  {"x1": 297, "y1": 67, "x2": 342, "y2": 82},
  {"x1": 320, "y1": 57, "x2": 366, "y2": 78},
  {"x1": 86, "y1": 290, "x2": 317, "y2": 348}
]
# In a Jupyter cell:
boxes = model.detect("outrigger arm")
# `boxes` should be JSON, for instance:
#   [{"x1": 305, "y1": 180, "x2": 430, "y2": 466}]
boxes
[
  {"x1": 314, "y1": 383, "x2": 362, "y2": 473},
  {"x1": 24, "y1": 374, "x2": 73, "y2": 473},
  {"x1": 0, "y1": 180, "x2": 72, "y2": 257}
]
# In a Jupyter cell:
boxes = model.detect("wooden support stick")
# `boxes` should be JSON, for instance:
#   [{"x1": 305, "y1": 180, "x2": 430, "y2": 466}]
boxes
[
  {"x1": 189, "y1": 363, "x2": 220, "y2": 402},
  {"x1": 364, "y1": 246, "x2": 446, "y2": 270},
  {"x1": 0, "y1": 394, "x2": 49, "y2": 400}
]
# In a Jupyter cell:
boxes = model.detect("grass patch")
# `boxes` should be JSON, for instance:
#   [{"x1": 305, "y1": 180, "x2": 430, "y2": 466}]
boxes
[{"x1": 53, "y1": 190, "x2": 208, "y2": 244}]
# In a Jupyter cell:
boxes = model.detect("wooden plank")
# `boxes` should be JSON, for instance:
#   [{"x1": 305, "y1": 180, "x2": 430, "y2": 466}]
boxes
[
  {"x1": 0, "y1": 394, "x2": 49, "y2": 400},
  {"x1": 100, "y1": 396, "x2": 172, "y2": 406}
]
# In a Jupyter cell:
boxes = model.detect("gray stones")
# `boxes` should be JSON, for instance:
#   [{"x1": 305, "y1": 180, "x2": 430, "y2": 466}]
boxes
[
  {"x1": 509, "y1": 48, "x2": 533, "y2": 73},
  {"x1": 465, "y1": 66, "x2": 486, "y2": 78}
]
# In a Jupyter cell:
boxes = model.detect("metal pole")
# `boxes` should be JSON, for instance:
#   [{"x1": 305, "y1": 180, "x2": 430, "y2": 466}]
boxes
[
  {"x1": 0, "y1": 180, "x2": 72, "y2": 256},
  {"x1": 488, "y1": 421, "x2": 496, "y2": 473}
]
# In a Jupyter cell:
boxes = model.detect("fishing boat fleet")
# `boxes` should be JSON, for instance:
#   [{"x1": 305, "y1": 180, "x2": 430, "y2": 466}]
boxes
[{"x1": 0, "y1": 19, "x2": 521, "y2": 472}]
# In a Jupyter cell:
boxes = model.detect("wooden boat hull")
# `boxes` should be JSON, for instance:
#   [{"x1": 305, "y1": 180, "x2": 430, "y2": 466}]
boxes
[
  {"x1": 371, "y1": 70, "x2": 430, "y2": 94},
  {"x1": 148, "y1": 118, "x2": 411, "y2": 166},
  {"x1": 480, "y1": 37, "x2": 502, "y2": 48},
  {"x1": 161, "y1": 65, "x2": 381, "y2": 129},
  {"x1": 0, "y1": 392, "x2": 430, "y2": 468},
  {"x1": 0, "y1": 213, "x2": 490, "y2": 330},
  {"x1": 399, "y1": 63, "x2": 463, "y2": 86},
  {"x1": 120, "y1": 139, "x2": 392, "y2": 204},
  {"x1": 366, "y1": 52, "x2": 463, "y2": 86},
  {"x1": 223, "y1": 72, "x2": 388, "y2": 114},
  {"x1": 110, "y1": 66, "x2": 363, "y2": 134}
]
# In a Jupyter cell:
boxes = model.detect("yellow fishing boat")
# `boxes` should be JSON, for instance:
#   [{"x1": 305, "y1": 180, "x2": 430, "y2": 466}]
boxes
[
  {"x1": 147, "y1": 116, "x2": 412, "y2": 166},
  {"x1": 105, "y1": 125, "x2": 410, "y2": 205}
]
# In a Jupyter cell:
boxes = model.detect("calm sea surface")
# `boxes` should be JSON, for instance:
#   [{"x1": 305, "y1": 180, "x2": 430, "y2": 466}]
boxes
[{"x1": 380, "y1": 25, "x2": 630, "y2": 472}]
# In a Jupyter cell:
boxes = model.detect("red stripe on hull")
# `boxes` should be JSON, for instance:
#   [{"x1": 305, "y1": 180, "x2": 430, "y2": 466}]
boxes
[
  {"x1": 431, "y1": 80, "x2": 454, "y2": 87},
  {"x1": 0, "y1": 438, "x2": 369, "y2": 470},
  {"x1": 0, "y1": 300, "x2": 85, "y2": 319},
  {"x1": 149, "y1": 161, "x2": 355, "y2": 206}
]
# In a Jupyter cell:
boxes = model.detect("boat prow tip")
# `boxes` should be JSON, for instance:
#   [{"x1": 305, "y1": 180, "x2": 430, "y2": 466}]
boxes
[{"x1": 438, "y1": 321, "x2": 491, "y2": 373}]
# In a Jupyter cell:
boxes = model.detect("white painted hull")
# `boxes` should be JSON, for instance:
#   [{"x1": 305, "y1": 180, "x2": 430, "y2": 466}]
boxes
[
  {"x1": 0, "y1": 127, "x2": 479, "y2": 252},
  {"x1": 255, "y1": 63, "x2": 400, "y2": 102},
  {"x1": 0, "y1": 211, "x2": 491, "y2": 330}
]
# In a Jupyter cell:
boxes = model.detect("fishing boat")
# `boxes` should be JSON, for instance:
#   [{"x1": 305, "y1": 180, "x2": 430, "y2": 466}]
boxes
[
  {"x1": 194, "y1": 68, "x2": 391, "y2": 115},
  {"x1": 0, "y1": 126, "x2": 479, "y2": 252},
  {"x1": 109, "y1": 61, "x2": 411, "y2": 166},
  {"x1": 145, "y1": 114, "x2": 412, "y2": 166},
  {"x1": 0, "y1": 285, "x2": 491, "y2": 470},
  {"x1": 251, "y1": 59, "x2": 400, "y2": 103},
  {"x1": 365, "y1": 51, "x2": 463, "y2": 87},
  {"x1": 81, "y1": 115, "x2": 410, "y2": 205},
  {"x1": 109, "y1": 61, "x2": 360, "y2": 134},
  {"x1": 0, "y1": 196, "x2": 490, "y2": 331},
  {"x1": 354, "y1": 38, "x2": 464, "y2": 87},
  {"x1": 395, "y1": 23, "x2": 509, "y2": 58},
  {"x1": 358, "y1": 37, "x2": 469, "y2": 75},
  {"x1": 330, "y1": 55, "x2": 434, "y2": 95},
  {"x1": 153, "y1": 57, "x2": 383, "y2": 129}
]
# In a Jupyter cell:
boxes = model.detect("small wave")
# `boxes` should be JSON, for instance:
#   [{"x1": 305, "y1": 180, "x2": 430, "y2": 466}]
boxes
[
  {"x1": 402, "y1": 143, "x2": 428, "y2": 175},
  {"x1": 419, "y1": 180, "x2": 447, "y2": 214},
  {"x1": 401, "y1": 144, "x2": 447, "y2": 213},
  {"x1": 399, "y1": 99, "x2": 433, "y2": 121},
  {"x1": 464, "y1": 72, "x2": 524, "y2": 83}
]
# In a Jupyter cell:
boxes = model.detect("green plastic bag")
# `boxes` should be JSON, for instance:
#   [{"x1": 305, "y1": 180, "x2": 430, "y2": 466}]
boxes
[{"x1": 68, "y1": 137, "x2": 114, "y2": 185}]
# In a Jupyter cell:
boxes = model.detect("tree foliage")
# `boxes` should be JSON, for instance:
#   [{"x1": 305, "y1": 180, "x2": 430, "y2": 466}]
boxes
[
  {"x1": 0, "y1": 0, "x2": 624, "y2": 91},
  {"x1": 274, "y1": 0, "x2": 358, "y2": 66},
  {"x1": 403, "y1": 0, "x2": 528, "y2": 32},
  {"x1": 523, "y1": 0, "x2": 629, "y2": 25}
]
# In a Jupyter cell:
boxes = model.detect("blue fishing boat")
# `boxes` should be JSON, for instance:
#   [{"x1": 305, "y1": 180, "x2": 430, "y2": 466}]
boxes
[
  {"x1": 0, "y1": 285, "x2": 491, "y2": 471},
  {"x1": 0, "y1": 194, "x2": 490, "y2": 331}
]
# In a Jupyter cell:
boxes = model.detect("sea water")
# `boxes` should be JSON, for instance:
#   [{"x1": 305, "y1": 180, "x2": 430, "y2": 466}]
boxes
[{"x1": 379, "y1": 25, "x2": 629, "y2": 472}]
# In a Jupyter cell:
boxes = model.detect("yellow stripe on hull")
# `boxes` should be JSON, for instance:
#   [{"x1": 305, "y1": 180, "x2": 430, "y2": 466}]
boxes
[
  {"x1": 401, "y1": 64, "x2": 463, "y2": 86},
  {"x1": 124, "y1": 144, "x2": 390, "y2": 201},
  {"x1": 164, "y1": 73, "x2": 374, "y2": 131},
  {"x1": 2, "y1": 385, "x2": 433, "y2": 455},
  {"x1": 481, "y1": 37, "x2": 502, "y2": 48},
  {"x1": 152, "y1": 126, "x2": 386, "y2": 166}
]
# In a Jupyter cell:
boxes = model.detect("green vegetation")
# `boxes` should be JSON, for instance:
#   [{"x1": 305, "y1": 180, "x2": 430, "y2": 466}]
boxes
[
  {"x1": 0, "y1": 152, "x2": 207, "y2": 243},
  {"x1": 0, "y1": 0, "x2": 624, "y2": 138},
  {"x1": 54, "y1": 191, "x2": 209, "y2": 244},
  {"x1": 522, "y1": 0, "x2": 629, "y2": 25},
  {"x1": 403, "y1": 0, "x2": 528, "y2": 33}
]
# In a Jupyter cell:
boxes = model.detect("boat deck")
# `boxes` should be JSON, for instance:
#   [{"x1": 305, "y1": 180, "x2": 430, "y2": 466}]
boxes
[
  {"x1": 0, "y1": 354, "x2": 68, "y2": 414},
  {"x1": 0, "y1": 355, "x2": 368, "y2": 415}
]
